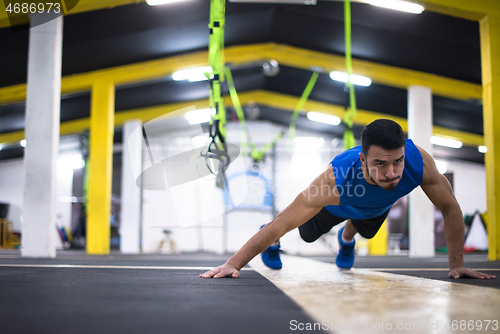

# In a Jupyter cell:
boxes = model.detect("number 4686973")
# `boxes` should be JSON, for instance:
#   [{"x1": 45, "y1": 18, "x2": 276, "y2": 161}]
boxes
[{"x1": 6, "y1": 2, "x2": 61, "y2": 14}]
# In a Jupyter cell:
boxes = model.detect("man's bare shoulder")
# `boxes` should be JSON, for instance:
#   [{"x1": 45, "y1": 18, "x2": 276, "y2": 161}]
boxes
[
  {"x1": 298, "y1": 164, "x2": 340, "y2": 207},
  {"x1": 324, "y1": 163, "x2": 337, "y2": 183},
  {"x1": 415, "y1": 145, "x2": 441, "y2": 186},
  {"x1": 314, "y1": 163, "x2": 338, "y2": 188}
]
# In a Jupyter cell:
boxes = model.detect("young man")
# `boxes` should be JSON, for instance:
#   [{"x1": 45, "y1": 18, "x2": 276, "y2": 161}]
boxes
[{"x1": 200, "y1": 119, "x2": 495, "y2": 280}]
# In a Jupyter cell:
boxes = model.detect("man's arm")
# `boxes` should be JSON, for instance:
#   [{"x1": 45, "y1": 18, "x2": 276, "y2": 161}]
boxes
[
  {"x1": 418, "y1": 146, "x2": 495, "y2": 279},
  {"x1": 200, "y1": 165, "x2": 340, "y2": 278}
]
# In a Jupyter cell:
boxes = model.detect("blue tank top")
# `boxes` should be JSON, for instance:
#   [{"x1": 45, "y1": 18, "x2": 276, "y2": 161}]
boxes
[{"x1": 325, "y1": 139, "x2": 423, "y2": 219}]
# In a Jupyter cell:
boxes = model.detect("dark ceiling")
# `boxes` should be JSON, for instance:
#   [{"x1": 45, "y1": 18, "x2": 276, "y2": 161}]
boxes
[{"x1": 0, "y1": 0, "x2": 484, "y2": 163}]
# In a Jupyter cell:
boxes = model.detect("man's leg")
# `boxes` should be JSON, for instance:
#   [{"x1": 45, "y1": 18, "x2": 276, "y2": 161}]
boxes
[
  {"x1": 336, "y1": 220, "x2": 357, "y2": 269},
  {"x1": 260, "y1": 224, "x2": 282, "y2": 270},
  {"x1": 341, "y1": 219, "x2": 358, "y2": 241},
  {"x1": 261, "y1": 208, "x2": 345, "y2": 270},
  {"x1": 299, "y1": 208, "x2": 346, "y2": 243},
  {"x1": 337, "y1": 209, "x2": 392, "y2": 269}
]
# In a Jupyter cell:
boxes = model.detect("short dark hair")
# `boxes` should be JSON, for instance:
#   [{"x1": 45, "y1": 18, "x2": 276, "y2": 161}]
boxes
[{"x1": 361, "y1": 119, "x2": 405, "y2": 155}]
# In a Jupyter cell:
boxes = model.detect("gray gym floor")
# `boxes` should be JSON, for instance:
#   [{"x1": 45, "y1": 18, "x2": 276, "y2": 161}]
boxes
[
  {"x1": 307, "y1": 253, "x2": 500, "y2": 289},
  {"x1": 0, "y1": 250, "x2": 498, "y2": 334}
]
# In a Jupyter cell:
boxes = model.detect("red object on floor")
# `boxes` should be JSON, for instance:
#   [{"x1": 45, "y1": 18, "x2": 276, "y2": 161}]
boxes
[{"x1": 464, "y1": 246, "x2": 477, "y2": 253}]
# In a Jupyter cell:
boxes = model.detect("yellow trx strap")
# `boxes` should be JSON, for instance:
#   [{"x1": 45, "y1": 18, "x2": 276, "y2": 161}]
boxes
[
  {"x1": 208, "y1": 0, "x2": 226, "y2": 141},
  {"x1": 344, "y1": 0, "x2": 357, "y2": 150},
  {"x1": 289, "y1": 71, "x2": 319, "y2": 147},
  {"x1": 226, "y1": 68, "x2": 319, "y2": 162},
  {"x1": 225, "y1": 67, "x2": 249, "y2": 156}
]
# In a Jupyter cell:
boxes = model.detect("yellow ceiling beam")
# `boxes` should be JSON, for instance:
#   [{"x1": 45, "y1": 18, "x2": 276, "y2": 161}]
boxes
[
  {"x1": 69, "y1": 0, "x2": 144, "y2": 15},
  {"x1": 114, "y1": 100, "x2": 211, "y2": 126},
  {"x1": 3, "y1": 0, "x2": 497, "y2": 28},
  {"x1": 0, "y1": 0, "x2": 145, "y2": 29},
  {"x1": 2, "y1": 0, "x2": 498, "y2": 29},
  {"x1": 0, "y1": 99, "x2": 210, "y2": 145},
  {"x1": 0, "y1": 90, "x2": 484, "y2": 148},
  {"x1": 262, "y1": 44, "x2": 482, "y2": 101},
  {"x1": 0, "y1": 43, "x2": 482, "y2": 106},
  {"x1": 240, "y1": 90, "x2": 484, "y2": 147},
  {"x1": 0, "y1": 50, "x2": 209, "y2": 105},
  {"x1": 416, "y1": 0, "x2": 500, "y2": 21},
  {"x1": 0, "y1": 118, "x2": 90, "y2": 147},
  {"x1": 0, "y1": 130, "x2": 24, "y2": 145}
]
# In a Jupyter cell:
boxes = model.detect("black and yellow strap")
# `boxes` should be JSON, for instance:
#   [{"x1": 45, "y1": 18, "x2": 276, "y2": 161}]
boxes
[
  {"x1": 226, "y1": 67, "x2": 319, "y2": 162},
  {"x1": 343, "y1": 0, "x2": 357, "y2": 150},
  {"x1": 208, "y1": 0, "x2": 226, "y2": 146}
]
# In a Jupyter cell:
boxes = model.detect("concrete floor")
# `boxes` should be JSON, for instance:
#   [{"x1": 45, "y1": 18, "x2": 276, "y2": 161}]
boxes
[
  {"x1": 0, "y1": 250, "x2": 498, "y2": 334},
  {"x1": 250, "y1": 255, "x2": 500, "y2": 334}
]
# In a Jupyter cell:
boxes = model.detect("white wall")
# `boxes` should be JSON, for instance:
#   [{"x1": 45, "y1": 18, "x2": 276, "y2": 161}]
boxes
[
  {"x1": 0, "y1": 150, "x2": 84, "y2": 249},
  {"x1": 0, "y1": 158, "x2": 24, "y2": 231},
  {"x1": 55, "y1": 152, "x2": 83, "y2": 231},
  {"x1": 139, "y1": 121, "x2": 341, "y2": 255},
  {"x1": 140, "y1": 135, "x2": 228, "y2": 254},
  {"x1": 434, "y1": 158, "x2": 486, "y2": 215}
]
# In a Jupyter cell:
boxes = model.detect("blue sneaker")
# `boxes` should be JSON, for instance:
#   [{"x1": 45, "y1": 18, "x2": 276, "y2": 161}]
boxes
[
  {"x1": 336, "y1": 226, "x2": 355, "y2": 269},
  {"x1": 260, "y1": 225, "x2": 282, "y2": 270}
]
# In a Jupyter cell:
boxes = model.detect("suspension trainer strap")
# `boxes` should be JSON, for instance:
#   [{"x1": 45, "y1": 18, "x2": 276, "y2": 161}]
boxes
[
  {"x1": 257, "y1": 71, "x2": 319, "y2": 158},
  {"x1": 205, "y1": 0, "x2": 233, "y2": 200},
  {"x1": 225, "y1": 67, "x2": 249, "y2": 157},
  {"x1": 289, "y1": 71, "x2": 319, "y2": 147},
  {"x1": 208, "y1": 0, "x2": 226, "y2": 147},
  {"x1": 225, "y1": 68, "x2": 319, "y2": 162},
  {"x1": 344, "y1": 0, "x2": 357, "y2": 150}
]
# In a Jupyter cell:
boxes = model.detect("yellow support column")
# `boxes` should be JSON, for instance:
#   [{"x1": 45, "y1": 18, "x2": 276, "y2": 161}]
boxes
[
  {"x1": 87, "y1": 80, "x2": 115, "y2": 254},
  {"x1": 480, "y1": 14, "x2": 500, "y2": 261},
  {"x1": 368, "y1": 221, "x2": 388, "y2": 256}
]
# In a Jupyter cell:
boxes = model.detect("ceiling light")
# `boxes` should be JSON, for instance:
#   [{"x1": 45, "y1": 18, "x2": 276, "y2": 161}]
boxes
[
  {"x1": 0, "y1": 144, "x2": 3, "y2": 151},
  {"x1": 147, "y1": 0, "x2": 192, "y2": 5},
  {"x1": 172, "y1": 66, "x2": 212, "y2": 82},
  {"x1": 478, "y1": 146, "x2": 487, "y2": 153},
  {"x1": 185, "y1": 108, "x2": 215, "y2": 124},
  {"x1": 307, "y1": 112, "x2": 341, "y2": 125},
  {"x1": 430, "y1": 136, "x2": 463, "y2": 149},
  {"x1": 20, "y1": 139, "x2": 26, "y2": 147},
  {"x1": 329, "y1": 71, "x2": 372, "y2": 86},
  {"x1": 366, "y1": 0, "x2": 424, "y2": 14}
]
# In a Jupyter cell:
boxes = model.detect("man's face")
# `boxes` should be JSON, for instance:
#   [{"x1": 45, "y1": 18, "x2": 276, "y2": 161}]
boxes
[{"x1": 359, "y1": 145, "x2": 405, "y2": 191}]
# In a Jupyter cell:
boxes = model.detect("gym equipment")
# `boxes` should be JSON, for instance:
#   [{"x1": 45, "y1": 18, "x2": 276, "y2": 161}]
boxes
[
  {"x1": 343, "y1": 0, "x2": 357, "y2": 150},
  {"x1": 0, "y1": 202, "x2": 9, "y2": 219},
  {"x1": 0, "y1": 218, "x2": 17, "y2": 249},
  {"x1": 226, "y1": 67, "x2": 319, "y2": 162}
]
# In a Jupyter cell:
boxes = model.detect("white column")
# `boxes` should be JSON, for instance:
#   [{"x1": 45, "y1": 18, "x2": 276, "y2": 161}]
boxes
[
  {"x1": 120, "y1": 121, "x2": 142, "y2": 253},
  {"x1": 408, "y1": 85, "x2": 435, "y2": 258},
  {"x1": 21, "y1": 14, "x2": 63, "y2": 258}
]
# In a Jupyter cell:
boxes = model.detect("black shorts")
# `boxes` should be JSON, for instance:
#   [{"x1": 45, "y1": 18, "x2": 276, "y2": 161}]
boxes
[{"x1": 299, "y1": 207, "x2": 391, "y2": 242}]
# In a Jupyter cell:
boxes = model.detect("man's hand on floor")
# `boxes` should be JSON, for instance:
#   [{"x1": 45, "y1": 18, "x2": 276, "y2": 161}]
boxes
[{"x1": 200, "y1": 263, "x2": 240, "y2": 278}]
